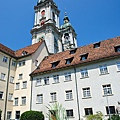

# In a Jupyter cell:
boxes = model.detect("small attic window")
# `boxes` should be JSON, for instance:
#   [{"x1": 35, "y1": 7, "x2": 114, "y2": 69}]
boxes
[
  {"x1": 35, "y1": 60, "x2": 38, "y2": 67},
  {"x1": 80, "y1": 53, "x2": 88, "y2": 61},
  {"x1": 66, "y1": 57, "x2": 74, "y2": 64},
  {"x1": 22, "y1": 51, "x2": 28, "y2": 56},
  {"x1": 93, "y1": 42, "x2": 101, "y2": 48},
  {"x1": 115, "y1": 46, "x2": 120, "y2": 52},
  {"x1": 70, "y1": 49, "x2": 77, "y2": 54},
  {"x1": 51, "y1": 61, "x2": 60, "y2": 68}
]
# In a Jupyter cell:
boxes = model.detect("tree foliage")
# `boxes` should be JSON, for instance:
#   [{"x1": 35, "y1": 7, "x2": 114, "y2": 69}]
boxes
[
  {"x1": 108, "y1": 114, "x2": 120, "y2": 120},
  {"x1": 20, "y1": 110, "x2": 44, "y2": 120},
  {"x1": 46, "y1": 102, "x2": 69, "y2": 120},
  {"x1": 86, "y1": 111, "x2": 103, "y2": 120}
]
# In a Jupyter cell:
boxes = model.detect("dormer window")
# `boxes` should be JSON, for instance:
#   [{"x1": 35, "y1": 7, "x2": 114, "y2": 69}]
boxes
[
  {"x1": 70, "y1": 49, "x2": 77, "y2": 54},
  {"x1": 93, "y1": 42, "x2": 101, "y2": 48},
  {"x1": 115, "y1": 45, "x2": 120, "y2": 52},
  {"x1": 80, "y1": 53, "x2": 88, "y2": 61},
  {"x1": 51, "y1": 61, "x2": 60, "y2": 68},
  {"x1": 22, "y1": 51, "x2": 28, "y2": 56},
  {"x1": 66, "y1": 57, "x2": 74, "y2": 64},
  {"x1": 64, "y1": 33, "x2": 69, "y2": 40}
]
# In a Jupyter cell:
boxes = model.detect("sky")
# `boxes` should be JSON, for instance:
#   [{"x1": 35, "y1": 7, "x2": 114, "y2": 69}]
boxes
[{"x1": 0, "y1": 0, "x2": 120, "y2": 50}]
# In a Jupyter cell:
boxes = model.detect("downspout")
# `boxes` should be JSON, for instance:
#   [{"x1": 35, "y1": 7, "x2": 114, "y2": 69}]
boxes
[
  {"x1": 4, "y1": 57, "x2": 11, "y2": 120},
  {"x1": 73, "y1": 66, "x2": 81, "y2": 120},
  {"x1": 30, "y1": 76, "x2": 33, "y2": 110}
]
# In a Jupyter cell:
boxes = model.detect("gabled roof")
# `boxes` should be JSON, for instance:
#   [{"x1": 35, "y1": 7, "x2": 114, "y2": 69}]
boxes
[
  {"x1": 31, "y1": 36, "x2": 120, "y2": 76},
  {"x1": 15, "y1": 41, "x2": 43, "y2": 58},
  {"x1": 0, "y1": 43, "x2": 15, "y2": 57},
  {"x1": 0, "y1": 40, "x2": 44, "y2": 58}
]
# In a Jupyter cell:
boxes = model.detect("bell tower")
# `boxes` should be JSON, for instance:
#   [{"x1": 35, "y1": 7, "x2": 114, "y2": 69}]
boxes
[
  {"x1": 31, "y1": 0, "x2": 62, "y2": 54},
  {"x1": 60, "y1": 13, "x2": 77, "y2": 51}
]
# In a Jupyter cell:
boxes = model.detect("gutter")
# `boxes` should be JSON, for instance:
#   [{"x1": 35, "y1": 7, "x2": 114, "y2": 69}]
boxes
[
  {"x1": 73, "y1": 67, "x2": 81, "y2": 120},
  {"x1": 30, "y1": 76, "x2": 33, "y2": 110},
  {"x1": 4, "y1": 57, "x2": 11, "y2": 120}
]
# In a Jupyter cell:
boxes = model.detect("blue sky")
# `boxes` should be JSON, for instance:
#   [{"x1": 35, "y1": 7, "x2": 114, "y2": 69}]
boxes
[{"x1": 0, "y1": 0, "x2": 120, "y2": 50}]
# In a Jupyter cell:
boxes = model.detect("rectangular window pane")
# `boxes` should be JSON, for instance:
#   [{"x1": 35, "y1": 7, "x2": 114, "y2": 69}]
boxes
[
  {"x1": 50, "y1": 93, "x2": 56, "y2": 102},
  {"x1": 19, "y1": 74, "x2": 23, "y2": 79},
  {"x1": 66, "y1": 90, "x2": 73, "y2": 100},
  {"x1": 14, "y1": 98, "x2": 18, "y2": 106},
  {"x1": 7, "y1": 111, "x2": 12, "y2": 120},
  {"x1": 106, "y1": 106, "x2": 115, "y2": 114},
  {"x1": 2, "y1": 56, "x2": 8, "y2": 63},
  {"x1": 81, "y1": 69, "x2": 88, "y2": 78},
  {"x1": 83, "y1": 88, "x2": 91, "y2": 98},
  {"x1": 84, "y1": 108, "x2": 93, "y2": 115},
  {"x1": 8, "y1": 93, "x2": 13, "y2": 100},
  {"x1": 36, "y1": 78, "x2": 41, "y2": 86},
  {"x1": 99, "y1": 65, "x2": 108, "y2": 74},
  {"x1": 0, "y1": 92, "x2": 3, "y2": 99},
  {"x1": 1, "y1": 73, "x2": 5, "y2": 80},
  {"x1": 10, "y1": 76, "x2": 14, "y2": 83},
  {"x1": 16, "y1": 83, "x2": 20, "y2": 90},
  {"x1": 103, "y1": 84, "x2": 112, "y2": 95},
  {"x1": 53, "y1": 75, "x2": 59, "y2": 83},
  {"x1": 66, "y1": 110, "x2": 74, "y2": 117},
  {"x1": 22, "y1": 97, "x2": 26, "y2": 105},
  {"x1": 44, "y1": 77, "x2": 49, "y2": 85},
  {"x1": 65, "y1": 73, "x2": 71, "y2": 81},
  {"x1": 16, "y1": 111, "x2": 20, "y2": 119},
  {"x1": 37, "y1": 94, "x2": 43, "y2": 104},
  {"x1": 23, "y1": 81, "x2": 27, "y2": 89}
]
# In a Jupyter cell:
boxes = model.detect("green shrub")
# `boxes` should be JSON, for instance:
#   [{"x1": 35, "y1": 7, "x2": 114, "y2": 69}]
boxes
[
  {"x1": 20, "y1": 110, "x2": 44, "y2": 120},
  {"x1": 108, "y1": 114, "x2": 120, "y2": 120}
]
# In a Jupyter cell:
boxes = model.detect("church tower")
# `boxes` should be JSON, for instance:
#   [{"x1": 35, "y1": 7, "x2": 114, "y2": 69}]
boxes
[
  {"x1": 60, "y1": 13, "x2": 77, "y2": 51},
  {"x1": 31, "y1": 0, "x2": 62, "y2": 54}
]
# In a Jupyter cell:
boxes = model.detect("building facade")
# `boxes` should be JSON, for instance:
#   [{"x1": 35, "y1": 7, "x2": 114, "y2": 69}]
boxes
[{"x1": 30, "y1": 37, "x2": 120, "y2": 120}]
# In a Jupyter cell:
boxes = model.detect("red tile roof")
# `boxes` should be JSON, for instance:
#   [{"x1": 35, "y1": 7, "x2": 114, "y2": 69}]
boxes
[
  {"x1": 31, "y1": 36, "x2": 120, "y2": 75},
  {"x1": 0, "y1": 40, "x2": 43, "y2": 58},
  {"x1": 0, "y1": 43, "x2": 15, "y2": 57}
]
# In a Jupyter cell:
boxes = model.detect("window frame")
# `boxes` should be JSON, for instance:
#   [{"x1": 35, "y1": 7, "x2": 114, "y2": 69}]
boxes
[
  {"x1": 65, "y1": 72, "x2": 71, "y2": 81},
  {"x1": 1, "y1": 73, "x2": 5, "y2": 80},
  {"x1": 66, "y1": 109, "x2": 74, "y2": 117},
  {"x1": 106, "y1": 106, "x2": 115, "y2": 115},
  {"x1": 50, "y1": 92, "x2": 57, "y2": 102},
  {"x1": 80, "y1": 69, "x2": 88, "y2": 78},
  {"x1": 83, "y1": 87, "x2": 91, "y2": 98},
  {"x1": 53, "y1": 75, "x2": 59, "y2": 83},
  {"x1": 8, "y1": 93, "x2": 13, "y2": 101},
  {"x1": 37, "y1": 94, "x2": 43, "y2": 104},
  {"x1": 102, "y1": 84, "x2": 112, "y2": 96},
  {"x1": 21, "y1": 97, "x2": 26, "y2": 105},
  {"x1": 22, "y1": 81, "x2": 27, "y2": 89},
  {"x1": 65, "y1": 90, "x2": 73, "y2": 100},
  {"x1": 14, "y1": 98, "x2": 18, "y2": 106},
  {"x1": 15, "y1": 83, "x2": 20, "y2": 90},
  {"x1": 7, "y1": 111, "x2": 12, "y2": 120},
  {"x1": 99, "y1": 65, "x2": 108, "y2": 75},
  {"x1": 2, "y1": 56, "x2": 8, "y2": 63},
  {"x1": 36, "y1": 78, "x2": 41, "y2": 86},
  {"x1": 44, "y1": 77, "x2": 49, "y2": 85},
  {"x1": 84, "y1": 108, "x2": 93, "y2": 116},
  {"x1": 0, "y1": 91, "x2": 3, "y2": 99}
]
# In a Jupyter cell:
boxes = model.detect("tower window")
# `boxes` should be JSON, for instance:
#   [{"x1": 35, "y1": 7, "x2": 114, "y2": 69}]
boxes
[
  {"x1": 93, "y1": 42, "x2": 101, "y2": 48},
  {"x1": 115, "y1": 45, "x2": 120, "y2": 52},
  {"x1": 22, "y1": 51, "x2": 28, "y2": 56},
  {"x1": 51, "y1": 61, "x2": 60, "y2": 68},
  {"x1": 41, "y1": 10, "x2": 45, "y2": 17},
  {"x1": 66, "y1": 57, "x2": 74, "y2": 64},
  {"x1": 52, "y1": 12, "x2": 55, "y2": 22},
  {"x1": 80, "y1": 53, "x2": 88, "y2": 61},
  {"x1": 64, "y1": 33, "x2": 69, "y2": 40}
]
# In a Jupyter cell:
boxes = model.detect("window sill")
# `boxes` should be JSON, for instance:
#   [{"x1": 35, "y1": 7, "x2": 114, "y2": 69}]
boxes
[
  {"x1": 18, "y1": 78, "x2": 23, "y2": 80},
  {"x1": 103, "y1": 94, "x2": 114, "y2": 97},
  {"x1": 0, "y1": 79, "x2": 5, "y2": 82},
  {"x1": 80, "y1": 76, "x2": 89, "y2": 79},
  {"x1": 49, "y1": 101, "x2": 57, "y2": 103},
  {"x1": 35, "y1": 85, "x2": 42, "y2": 87},
  {"x1": 67, "y1": 116, "x2": 75, "y2": 118},
  {"x1": 65, "y1": 99, "x2": 74, "y2": 101},
  {"x1": 36, "y1": 102, "x2": 43, "y2": 104},
  {"x1": 20, "y1": 104, "x2": 26, "y2": 106},
  {"x1": 8, "y1": 100, "x2": 13, "y2": 102},
  {"x1": 43, "y1": 84, "x2": 50, "y2": 86},
  {"x1": 99, "y1": 73, "x2": 109, "y2": 76},
  {"x1": 13, "y1": 105, "x2": 18, "y2": 106},
  {"x1": 0, "y1": 98, "x2": 4, "y2": 101},
  {"x1": 64, "y1": 80, "x2": 72, "y2": 82},
  {"x1": 9, "y1": 82, "x2": 14, "y2": 84},
  {"x1": 82, "y1": 97, "x2": 92, "y2": 99},
  {"x1": 22, "y1": 88, "x2": 27, "y2": 89},
  {"x1": 117, "y1": 70, "x2": 120, "y2": 73},
  {"x1": 52, "y1": 82, "x2": 60, "y2": 84},
  {"x1": 15, "y1": 89, "x2": 20, "y2": 90}
]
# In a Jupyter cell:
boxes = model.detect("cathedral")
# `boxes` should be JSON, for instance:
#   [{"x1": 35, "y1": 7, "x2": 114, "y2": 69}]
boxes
[{"x1": 0, "y1": 0, "x2": 120, "y2": 120}]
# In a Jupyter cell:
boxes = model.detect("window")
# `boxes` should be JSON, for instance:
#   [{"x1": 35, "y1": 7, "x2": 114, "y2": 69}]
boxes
[
  {"x1": 66, "y1": 110, "x2": 74, "y2": 117},
  {"x1": 1, "y1": 73, "x2": 5, "y2": 80},
  {"x1": 18, "y1": 60, "x2": 25, "y2": 67},
  {"x1": 103, "y1": 84, "x2": 112, "y2": 96},
  {"x1": 51, "y1": 61, "x2": 60, "y2": 68},
  {"x1": 7, "y1": 111, "x2": 12, "y2": 120},
  {"x1": 66, "y1": 57, "x2": 73, "y2": 64},
  {"x1": 99, "y1": 65, "x2": 108, "y2": 75},
  {"x1": 15, "y1": 111, "x2": 20, "y2": 119},
  {"x1": 23, "y1": 81, "x2": 27, "y2": 89},
  {"x1": 37, "y1": 94, "x2": 43, "y2": 104},
  {"x1": 12, "y1": 60, "x2": 16, "y2": 66},
  {"x1": 18, "y1": 74, "x2": 23, "y2": 79},
  {"x1": 66, "y1": 90, "x2": 73, "y2": 100},
  {"x1": 8, "y1": 93, "x2": 13, "y2": 100},
  {"x1": 10, "y1": 76, "x2": 14, "y2": 83},
  {"x1": 80, "y1": 53, "x2": 88, "y2": 61},
  {"x1": 70, "y1": 49, "x2": 77, "y2": 54},
  {"x1": 117, "y1": 62, "x2": 120, "y2": 71},
  {"x1": 44, "y1": 77, "x2": 49, "y2": 85},
  {"x1": 52, "y1": 12, "x2": 55, "y2": 22},
  {"x1": 0, "y1": 92, "x2": 3, "y2": 99},
  {"x1": 22, "y1": 51, "x2": 28, "y2": 56},
  {"x1": 14, "y1": 98, "x2": 18, "y2": 106},
  {"x1": 21, "y1": 97, "x2": 26, "y2": 105},
  {"x1": 65, "y1": 72, "x2": 71, "y2": 81},
  {"x1": 106, "y1": 106, "x2": 115, "y2": 114},
  {"x1": 80, "y1": 69, "x2": 88, "y2": 78},
  {"x1": 93, "y1": 42, "x2": 100, "y2": 48},
  {"x1": 54, "y1": 37, "x2": 58, "y2": 53},
  {"x1": 83, "y1": 88, "x2": 91, "y2": 98},
  {"x1": 2, "y1": 56, "x2": 8, "y2": 63},
  {"x1": 84, "y1": 108, "x2": 93, "y2": 115},
  {"x1": 36, "y1": 78, "x2": 41, "y2": 86},
  {"x1": 53, "y1": 75, "x2": 59, "y2": 83},
  {"x1": 115, "y1": 46, "x2": 120, "y2": 52},
  {"x1": 50, "y1": 92, "x2": 57, "y2": 102},
  {"x1": 16, "y1": 83, "x2": 20, "y2": 90}
]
